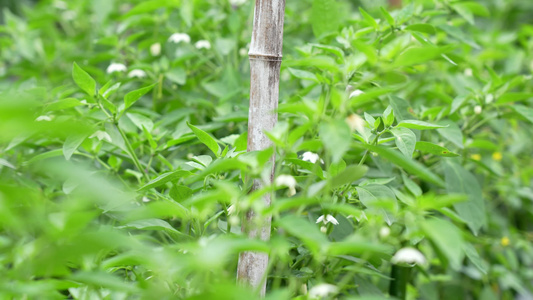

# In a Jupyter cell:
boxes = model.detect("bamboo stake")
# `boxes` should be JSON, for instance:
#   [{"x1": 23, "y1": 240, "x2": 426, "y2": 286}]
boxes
[{"x1": 237, "y1": 0, "x2": 285, "y2": 296}]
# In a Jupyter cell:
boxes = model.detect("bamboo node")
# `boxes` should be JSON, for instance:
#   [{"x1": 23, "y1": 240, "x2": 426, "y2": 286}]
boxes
[{"x1": 248, "y1": 53, "x2": 282, "y2": 62}]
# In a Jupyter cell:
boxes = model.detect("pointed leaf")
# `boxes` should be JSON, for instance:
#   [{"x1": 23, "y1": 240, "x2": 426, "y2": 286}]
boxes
[
  {"x1": 443, "y1": 160, "x2": 486, "y2": 235},
  {"x1": 187, "y1": 122, "x2": 221, "y2": 156},
  {"x1": 72, "y1": 62, "x2": 96, "y2": 96},
  {"x1": 390, "y1": 127, "x2": 416, "y2": 158},
  {"x1": 124, "y1": 84, "x2": 156, "y2": 109}
]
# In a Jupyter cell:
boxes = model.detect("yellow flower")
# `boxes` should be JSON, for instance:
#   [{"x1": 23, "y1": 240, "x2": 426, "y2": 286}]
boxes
[
  {"x1": 470, "y1": 154, "x2": 482, "y2": 161},
  {"x1": 492, "y1": 152, "x2": 502, "y2": 161},
  {"x1": 501, "y1": 236, "x2": 510, "y2": 247}
]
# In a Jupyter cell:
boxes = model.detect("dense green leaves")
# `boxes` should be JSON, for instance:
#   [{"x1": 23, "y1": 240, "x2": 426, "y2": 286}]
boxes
[{"x1": 443, "y1": 160, "x2": 486, "y2": 235}]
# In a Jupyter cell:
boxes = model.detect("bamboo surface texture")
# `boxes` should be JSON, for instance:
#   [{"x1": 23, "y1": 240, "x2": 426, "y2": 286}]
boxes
[{"x1": 237, "y1": 0, "x2": 286, "y2": 296}]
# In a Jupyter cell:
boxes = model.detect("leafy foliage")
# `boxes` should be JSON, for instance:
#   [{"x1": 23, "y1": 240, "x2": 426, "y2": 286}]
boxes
[{"x1": 1, "y1": 0, "x2": 533, "y2": 299}]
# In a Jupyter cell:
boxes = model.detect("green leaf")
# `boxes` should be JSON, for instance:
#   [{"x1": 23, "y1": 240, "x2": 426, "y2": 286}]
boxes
[
  {"x1": 362, "y1": 144, "x2": 445, "y2": 187},
  {"x1": 288, "y1": 68, "x2": 319, "y2": 82},
  {"x1": 187, "y1": 122, "x2": 221, "y2": 156},
  {"x1": 393, "y1": 46, "x2": 454, "y2": 67},
  {"x1": 170, "y1": 185, "x2": 193, "y2": 202},
  {"x1": 437, "y1": 120, "x2": 463, "y2": 148},
  {"x1": 127, "y1": 112, "x2": 154, "y2": 132},
  {"x1": 415, "y1": 141, "x2": 459, "y2": 157},
  {"x1": 45, "y1": 98, "x2": 83, "y2": 112},
  {"x1": 119, "y1": 219, "x2": 184, "y2": 236},
  {"x1": 496, "y1": 93, "x2": 533, "y2": 104},
  {"x1": 511, "y1": 104, "x2": 533, "y2": 124},
  {"x1": 138, "y1": 170, "x2": 192, "y2": 191},
  {"x1": 380, "y1": 6, "x2": 395, "y2": 26},
  {"x1": 356, "y1": 184, "x2": 397, "y2": 225},
  {"x1": 382, "y1": 106, "x2": 394, "y2": 127},
  {"x1": 331, "y1": 165, "x2": 368, "y2": 188},
  {"x1": 319, "y1": 119, "x2": 351, "y2": 163},
  {"x1": 72, "y1": 62, "x2": 96, "y2": 96},
  {"x1": 311, "y1": 0, "x2": 340, "y2": 38},
  {"x1": 390, "y1": 127, "x2": 416, "y2": 158},
  {"x1": 63, "y1": 132, "x2": 89, "y2": 160},
  {"x1": 404, "y1": 23, "x2": 436, "y2": 34},
  {"x1": 359, "y1": 7, "x2": 378, "y2": 30},
  {"x1": 277, "y1": 216, "x2": 328, "y2": 254},
  {"x1": 443, "y1": 160, "x2": 486, "y2": 235},
  {"x1": 124, "y1": 84, "x2": 156, "y2": 110},
  {"x1": 166, "y1": 68, "x2": 187, "y2": 85},
  {"x1": 422, "y1": 218, "x2": 464, "y2": 270}
]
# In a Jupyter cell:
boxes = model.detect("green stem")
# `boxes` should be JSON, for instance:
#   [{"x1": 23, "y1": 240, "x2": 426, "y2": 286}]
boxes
[
  {"x1": 389, "y1": 265, "x2": 410, "y2": 300},
  {"x1": 116, "y1": 124, "x2": 150, "y2": 181}
]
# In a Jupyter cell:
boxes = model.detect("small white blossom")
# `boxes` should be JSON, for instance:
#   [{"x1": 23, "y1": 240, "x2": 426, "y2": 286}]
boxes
[
  {"x1": 239, "y1": 48, "x2": 248, "y2": 56},
  {"x1": 485, "y1": 93, "x2": 494, "y2": 104},
  {"x1": 150, "y1": 42, "x2": 161, "y2": 56},
  {"x1": 346, "y1": 113, "x2": 365, "y2": 133},
  {"x1": 53, "y1": 1, "x2": 67, "y2": 9},
  {"x1": 275, "y1": 175, "x2": 297, "y2": 196},
  {"x1": 35, "y1": 115, "x2": 53, "y2": 122},
  {"x1": 474, "y1": 105, "x2": 482, "y2": 115},
  {"x1": 464, "y1": 68, "x2": 473, "y2": 77},
  {"x1": 349, "y1": 89, "x2": 364, "y2": 98},
  {"x1": 142, "y1": 197, "x2": 151, "y2": 203},
  {"x1": 195, "y1": 40, "x2": 211, "y2": 50},
  {"x1": 89, "y1": 130, "x2": 112, "y2": 143},
  {"x1": 168, "y1": 33, "x2": 191, "y2": 44},
  {"x1": 391, "y1": 247, "x2": 426, "y2": 265},
  {"x1": 316, "y1": 214, "x2": 339, "y2": 225},
  {"x1": 302, "y1": 152, "x2": 323, "y2": 164},
  {"x1": 379, "y1": 226, "x2": 390, "y2": 238},
  {"x1": 106, "y1": 63, "x2": 127, "y2": 74},
  {"x1": 308, "y1": 283, "x2": 338, "y2": 299},
  {"x1": 62, "y1": 10, "x2": 77, "y2": 21},
  {"x1": 128, "y1": 69, "x2": 147, "y2": 78},
  {"x1": 320, "y1": 226, "x2": 327, "y2": 233},
  {"x1": 227, "y1": 204, "x2": 236, "y2": 215},
  {"x1": 229, "y1": 0, "x2": 247, "y2": 6}
]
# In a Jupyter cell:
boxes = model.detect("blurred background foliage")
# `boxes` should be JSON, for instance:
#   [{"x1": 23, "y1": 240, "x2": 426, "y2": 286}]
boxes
[{"x1": 1, "y1": 0, "x2": 533, "y2": 299}]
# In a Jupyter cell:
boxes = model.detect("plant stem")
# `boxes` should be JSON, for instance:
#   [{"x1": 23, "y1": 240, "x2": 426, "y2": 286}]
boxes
[{"x1": 116, "y1": 124, "x2": 150, "y2": 182}]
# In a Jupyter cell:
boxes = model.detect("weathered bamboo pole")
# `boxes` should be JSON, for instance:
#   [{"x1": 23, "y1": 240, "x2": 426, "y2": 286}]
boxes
[{"x1": 237, "y1": 0, "x2": 285, "y2": 296}]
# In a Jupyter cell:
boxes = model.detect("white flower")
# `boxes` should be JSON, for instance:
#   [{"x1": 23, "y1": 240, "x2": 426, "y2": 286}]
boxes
[
  {"x1": 229, "y1": 0, "x2": 247, "y2": 6},
  {"x1": 308, "y1": 283, "x2": 338, "y2": 299},
  {"x1": 106, "y1": 63, "x2": 127, "y2": 74},
  {"x1": 302, "y1": 152, "x2": 323, "y2": 164},
  {"x1": 168, "y1": 33, "x2": 191, "y2": 44},
  {"x1": 349, "y1": 89, "x2": 364, "y2": 98},
  {"x1": 275, "y1": 174, "x2": 297, "y2": 196},
  {"x1": 35, "y1": 115, "x2": 53, "y2": 122},
  {"x1": 239, "y1": 48, "x2": 248, "y2": 56},
  {"x1": 89, "y1": 130, "x2": 112, "y2": 143},
  {"x1": 227, "y1": 204, "x2": 236, "y2": 215},
  {"x1": 391, "y1": 247, "x2": 426, "y2": 265},
  {"x1": 474, "y1": 105, "x2": 482, "y2": 115},
  {"x1": 316, "y1": 214, "x2": 339, "y2": 225},
  {"x1": 62, "y1": 10, "x2": 77, "y2": 21},
  {"x1": 128, "y1": 69, "x2": 147, "y2": 78},
  {"x1": 53, "y1": 1, "x2": 67, "y2": 10},
  {"x1": 195, "y1": 40, "x2": 211, "y2": 49},
  {"x1": 464, "y1": 68, "x2": 473, "y2": 77},
  {"x1": 142, "y1": 197, "x2": 151, "y2": 203},
  {"x1": 379, "y1": 226, "x2": 390, "y2": 238},
  {"x1": 485, "y1": 93, "x2": 494, "y2": 104},
  {"x1": 320, "y1": 226, "x2": 327, "y2": 233},
  {"x1": 346, "y1": 113, "x2": 365, "y2": 133},
  {"x1": 150, "y1": 42, "x2": 161, "y2": 56}
]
